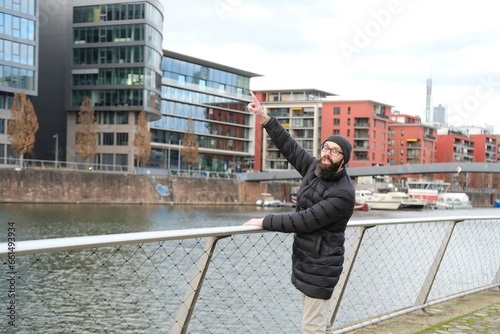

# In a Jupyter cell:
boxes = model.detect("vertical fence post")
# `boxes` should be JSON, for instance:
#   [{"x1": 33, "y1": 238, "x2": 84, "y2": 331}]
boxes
[
  {"x1": 414, "y1": 219, "x2": 462, "y2": 307},
  {"x1": 493, "y1": 265, "x2": 500, "y2": 290},
  {"x1": 170, "y1": 236, "x2": 221, "y2": 334},
  {"x1": 329, "y1": 225, "x2": 373, "y2": 326}
]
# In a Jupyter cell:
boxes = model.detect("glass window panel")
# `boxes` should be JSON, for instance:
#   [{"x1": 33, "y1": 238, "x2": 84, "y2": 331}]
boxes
[
  {"x1": 116, "y1": 133, "x2": 128, "y2": 145},
  {"x1": 102, "y1": 133, "x2": 114, "y2": 145}
]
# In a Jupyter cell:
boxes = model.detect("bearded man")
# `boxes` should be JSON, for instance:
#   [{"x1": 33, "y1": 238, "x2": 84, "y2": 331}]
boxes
[{"x1": 244, "y1": 91, "x2": 355, "y2": 334}]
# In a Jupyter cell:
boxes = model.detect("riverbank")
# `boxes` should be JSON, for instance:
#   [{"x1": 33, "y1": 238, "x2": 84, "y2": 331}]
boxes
[
  {"x1": 0, "y1": 168, "x2": 299, "y2": 205},
  {"x1": 0, "y1": 168, "x2": 495, "y2": 206}
]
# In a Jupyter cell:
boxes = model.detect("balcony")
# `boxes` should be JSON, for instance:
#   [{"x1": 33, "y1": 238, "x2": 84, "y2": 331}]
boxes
[{"x1": 354, "y1": 121, "x2": 370, "y2": 128}]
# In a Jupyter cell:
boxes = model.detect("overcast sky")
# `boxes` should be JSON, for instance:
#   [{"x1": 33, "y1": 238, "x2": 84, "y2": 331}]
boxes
[{"x1": 161, "y1": 0, "x2": 500, "y2": 133}]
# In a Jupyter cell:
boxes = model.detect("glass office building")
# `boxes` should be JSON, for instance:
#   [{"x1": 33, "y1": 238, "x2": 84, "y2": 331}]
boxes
[
  {"x1": 0, "y1": 0, "x2": 38, "y2": 164},
  {"x1": 149, "y1": 50, "x2": 261, "y2": 173},
  {"x1": 33, "y1": 0, "x2": 163, "y2": 169}
]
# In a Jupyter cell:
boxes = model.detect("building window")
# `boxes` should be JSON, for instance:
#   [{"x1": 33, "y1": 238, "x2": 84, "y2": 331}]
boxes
[
  {"x1": 333, "y1": 129, "x2": 340, "y2": 135},
  {"x1": 116, "y1": 154, "x2": 128, "y2": 170},
  {"x1": 347, "y1": 118, "x2": 350, "y2": 125},
  {"x1": 116, "y1": 133, "x2": 128, "y2": 145},
  {"x1": 334, "y1": 107, "x2": 340, "y2": 115},
  {"x1": 333, "y1": 118, "x2": 340, "y2": 126},
  {"x1": 103, "y1": 111, "x2": 114, "y2": 124},
  {"x1": 103, "y1": 132, "x2": 114, "y2": 145},
  {"x1": 372, "y1": 142, "x2": 375, "y2": 149},
  {"x1": 102, "y1": 154, "x2": 113, "y2": 170},
  {"x1": 347, "y1": 129, "x2": 350, "y2": 137},
  {"x1": 0, "y1": 119, "x2": 4, "y2": 134},
  {"x1": 348, "y1": 107, "x2": 351, "y2": 114},
  {"x1": 372, "y1": 131, "x2": 376, "y2": 138},
  {"x1": 116, "y1": 111, "x2": 128, "y2": 124},
  {"x1": 372, "y1": 153, "x2": 375, "y2": 161},
  {"x1": 401, "y1": 130, "x2": 404, "y2": 135}
]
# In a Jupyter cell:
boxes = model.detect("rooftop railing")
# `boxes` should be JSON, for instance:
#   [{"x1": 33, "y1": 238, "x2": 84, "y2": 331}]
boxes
[{"x1": 1, "y1": 216, "x2": 499, "y2": 333}]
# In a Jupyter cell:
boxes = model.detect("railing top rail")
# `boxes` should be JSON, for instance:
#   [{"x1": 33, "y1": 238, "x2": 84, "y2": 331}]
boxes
[{"x1": 2, "y1": 216, "x2": 499, "y2": 257}]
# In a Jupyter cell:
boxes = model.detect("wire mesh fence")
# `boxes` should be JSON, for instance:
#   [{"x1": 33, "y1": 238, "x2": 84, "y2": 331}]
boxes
[{"x1": 1, "y1": 217, "x2": 499, "y2": 333}]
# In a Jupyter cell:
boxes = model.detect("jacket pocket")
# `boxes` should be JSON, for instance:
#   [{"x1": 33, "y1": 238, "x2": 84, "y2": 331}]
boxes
[{"x1": 314, "y1": 234, "x2": 323, "y2": 258}]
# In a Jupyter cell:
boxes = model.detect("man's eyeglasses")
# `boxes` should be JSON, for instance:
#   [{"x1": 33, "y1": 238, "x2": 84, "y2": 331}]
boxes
[{"x1": 321, "y1": 144, "x2": 344, "y2": 157}]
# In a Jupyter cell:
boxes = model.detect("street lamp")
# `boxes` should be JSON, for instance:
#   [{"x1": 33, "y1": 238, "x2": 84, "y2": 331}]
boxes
[{"x1": 53, "y1": 133, "x2": 58, "y2": 168}]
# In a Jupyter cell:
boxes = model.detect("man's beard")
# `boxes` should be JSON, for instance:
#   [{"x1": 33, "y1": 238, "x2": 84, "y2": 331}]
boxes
[{"x1": 315, "y1": 156, "x2": 342, "y2": 181}]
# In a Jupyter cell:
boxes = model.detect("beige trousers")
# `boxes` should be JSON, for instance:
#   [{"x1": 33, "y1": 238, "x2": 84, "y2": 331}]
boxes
[{"x1": 300, "y1": 292, "x2": 334, "y2": 334}]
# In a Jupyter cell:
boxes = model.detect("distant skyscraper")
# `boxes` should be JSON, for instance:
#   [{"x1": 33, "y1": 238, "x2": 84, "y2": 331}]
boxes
[
  {"x1": 425, "y1": 78, "x2": 432, "y2": 122},
  {"x1": 433, "y1": 104, "x2": 447, "y2": 124}
]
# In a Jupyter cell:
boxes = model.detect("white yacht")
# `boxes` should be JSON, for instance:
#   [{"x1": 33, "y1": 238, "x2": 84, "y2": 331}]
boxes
[{"x1": 355, "y1": 190, "x2": 402, "y2": 210}]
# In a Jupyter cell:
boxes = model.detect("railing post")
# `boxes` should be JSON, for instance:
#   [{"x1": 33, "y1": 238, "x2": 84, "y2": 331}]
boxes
[
  {"x1": 329, "y1": 225, "x2": 373, "y2": 326},
  {"x1": 170, "y1": 236, "x2": 221, "y2": 334},
  {"x1": 414, "y1": 219, "x2": 462, "y2": 307},
  {"x1": 493, "y1": 265, "x2": 500, "y2": 289}
]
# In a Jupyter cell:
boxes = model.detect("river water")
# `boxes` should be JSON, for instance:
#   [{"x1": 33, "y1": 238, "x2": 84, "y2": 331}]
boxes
[
  {"x1": 1, "y1": 204, "x2": 499, "y2": 333},
  {"x1": 1, "y1": 203, "x2": 499, "y2": 241}
]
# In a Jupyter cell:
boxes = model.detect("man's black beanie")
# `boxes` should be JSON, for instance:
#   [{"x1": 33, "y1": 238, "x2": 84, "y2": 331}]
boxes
[{"x1": 322, "y1": 135, "x2": 352, "y2": 166}]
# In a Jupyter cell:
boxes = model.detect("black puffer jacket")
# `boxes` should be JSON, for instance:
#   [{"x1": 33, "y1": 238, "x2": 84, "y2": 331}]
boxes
[{"x1": 262, "y1": 117, "x2": 355, "y2": 300}]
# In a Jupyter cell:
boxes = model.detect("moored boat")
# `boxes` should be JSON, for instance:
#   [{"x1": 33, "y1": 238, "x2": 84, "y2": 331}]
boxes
[
  {"x1": 255, "y1": 193, "x2": 282, "y2": 207},
  {"x1": 355, "y1": 190, "x2": 402, "y2": 210},
  {"x1": 407, "y1": 179, "x2": 471, "y2": 209},
  {"x1": 355, "y1": 202, "x2": 370, "y2": 211}
]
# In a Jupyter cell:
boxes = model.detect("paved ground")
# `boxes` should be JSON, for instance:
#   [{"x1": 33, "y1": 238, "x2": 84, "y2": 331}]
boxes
[{"x1": 338, "y1": 288, "x2": 500, "y2": 334}]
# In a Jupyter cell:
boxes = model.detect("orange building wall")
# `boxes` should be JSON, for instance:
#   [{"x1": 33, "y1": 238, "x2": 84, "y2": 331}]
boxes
[
  {"x1": 471, "y1": 134, "x2": 497, "y2": 162},
  {"x1": 322, "y1": 101, "x2": 389, "y2": 167}
]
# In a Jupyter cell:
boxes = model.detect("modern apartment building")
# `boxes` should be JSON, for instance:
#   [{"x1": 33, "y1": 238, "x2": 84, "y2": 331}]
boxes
[
  {"x1": 253, "y1": 89, "x2": 334, "y2": 171},
  {"x1": 0, "y1": 0, "x2": 38, "y2": 164},
  {"x1": 148, "y1": 50, "x2": 260, "y2": 173},
  {"x1": 322, "y1": 100, "x2": 392, "y2": 167},
  {"x1": 436, "y1": 128, "x2": 475, "y2": 163},
  {"x1": 470, "y1": 134, "x2": 497, "y2": 163},
  {"x1": 388, "y1": 113, "x2": 437, "y2": 165},
  {"x1": 33, "y1": 0, "x2": 164, "y2": 170}
]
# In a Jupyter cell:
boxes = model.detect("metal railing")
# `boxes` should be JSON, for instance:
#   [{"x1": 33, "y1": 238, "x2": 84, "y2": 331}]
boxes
[
  {"x1": 0, "y1": 159, "x2": 241, "y2": 179},
  {"x1": 1, "y1": 158, "x2": 132, "y2": 173},
  {"x1": 1, "y1": 216, "x2": 499, "y2": 333}
]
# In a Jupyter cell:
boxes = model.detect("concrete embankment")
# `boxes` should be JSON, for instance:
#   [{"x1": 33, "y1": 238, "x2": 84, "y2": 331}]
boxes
[
  {"x1": 0, "y1": 168, "x2": 495, "y2": 206},
  {"x1": 0, "y1": 168, "x2": 299, "y2": 205}
]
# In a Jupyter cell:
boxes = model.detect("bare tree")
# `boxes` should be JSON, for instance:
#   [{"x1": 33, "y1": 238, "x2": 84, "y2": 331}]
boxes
[
  {"x1": 7, "y1": 91, "x2": 39, "y2": 167},
  {"x1": 133, "y1": 110, "x2": 151, "y2": 166},
  {"x1": 181, "y1": 117, "x2": 199, "y2": 173},
  {"x1": 76, "y1": 97, "x2": 97, "y2": 165}
]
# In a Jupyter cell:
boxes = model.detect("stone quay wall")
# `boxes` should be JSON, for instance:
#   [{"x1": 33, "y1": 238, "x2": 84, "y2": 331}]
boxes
[
  {"x1": 0, "y1": 168, "x2": 299, "y2": 205},
  {"x1": 0, "y1": 168, "x2": 495, "y2": 206}
]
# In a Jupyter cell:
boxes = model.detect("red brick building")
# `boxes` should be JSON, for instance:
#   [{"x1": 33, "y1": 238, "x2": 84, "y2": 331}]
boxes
[
  {"x1": 470, "y1": 134, "x2": 497, "y2": 163},
  {"x1": 435, "y1": 129, "x2": 475, "y2": 163},
  {"x1": 322, "y1": 100, "x2": 392, "y2": 167},
  {"x1": 387, "y1": 113, "x2": 437, "y2": 165}
]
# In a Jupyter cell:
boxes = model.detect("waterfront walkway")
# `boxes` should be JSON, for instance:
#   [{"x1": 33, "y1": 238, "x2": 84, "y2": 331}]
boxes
[{"x1": 343, "y1": 289, "x2": 500, "y2": 334}]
